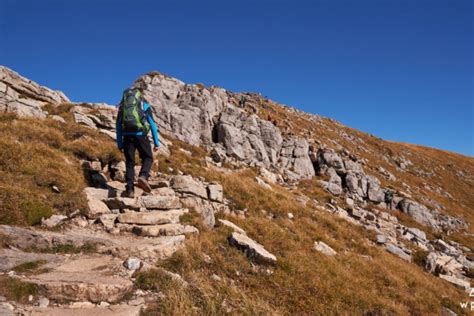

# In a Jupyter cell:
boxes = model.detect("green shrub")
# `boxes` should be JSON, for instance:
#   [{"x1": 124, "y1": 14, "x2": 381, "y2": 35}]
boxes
[{"x1": 21, "y1": 200, "x2": 53, "y2": 226}]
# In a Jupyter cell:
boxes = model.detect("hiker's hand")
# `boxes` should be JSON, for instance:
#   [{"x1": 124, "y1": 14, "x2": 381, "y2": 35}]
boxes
[{"x1": 153, "y1": 146, "x2": 159, "y2": 152}]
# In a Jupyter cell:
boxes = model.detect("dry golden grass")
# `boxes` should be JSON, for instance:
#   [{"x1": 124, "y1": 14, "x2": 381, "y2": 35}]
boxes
[
  {"x1": 0, "y1": 110, "x2": 120, "y2": 226},
  {"x1": 144, "y1": 139, "x2": 470, "y2": 315}
]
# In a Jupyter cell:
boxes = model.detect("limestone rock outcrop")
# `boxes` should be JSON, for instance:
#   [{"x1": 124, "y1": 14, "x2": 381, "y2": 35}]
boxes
[{"x1": 0, "y1": 66, "x2": 69, "y2": 118}]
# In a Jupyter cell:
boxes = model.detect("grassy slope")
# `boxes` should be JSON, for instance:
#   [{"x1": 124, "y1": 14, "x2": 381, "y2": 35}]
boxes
[
  {"x1": 0, "y1": 105, "x2": 120, "y2": 226},
  {"x1": 139, "y1": 140, "x2": 469, "y2": 315},
  {"x1": 0, "y1": 99, "x2": 472, "y2": 314}
]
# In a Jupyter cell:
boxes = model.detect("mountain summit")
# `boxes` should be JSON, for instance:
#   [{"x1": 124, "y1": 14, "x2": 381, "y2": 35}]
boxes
[{"x1": 0, "y1": 65, "x2": 472, "y2": 315}]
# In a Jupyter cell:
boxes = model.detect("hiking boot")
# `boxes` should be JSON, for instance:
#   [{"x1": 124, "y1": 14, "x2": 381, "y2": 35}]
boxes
[
  {"x1": 137, "y1": 177, "x2": 152, "y2": 193},
  {"x1": 123, "y1": 189, "x2": 135, "y2": 198}
]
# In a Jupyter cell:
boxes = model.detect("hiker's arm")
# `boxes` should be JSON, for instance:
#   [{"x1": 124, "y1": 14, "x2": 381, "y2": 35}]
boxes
[
  {"x1": 116, "y1": 106, "x2": 123, "y2": 150},
  {"x1": 145, "y1": 103, "x2": 159, "y2": 148}
]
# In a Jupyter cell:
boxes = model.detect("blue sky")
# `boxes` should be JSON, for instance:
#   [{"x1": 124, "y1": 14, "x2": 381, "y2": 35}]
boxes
[{"x1": 1, "y1": 0, "x2": 472, "y2": 155}]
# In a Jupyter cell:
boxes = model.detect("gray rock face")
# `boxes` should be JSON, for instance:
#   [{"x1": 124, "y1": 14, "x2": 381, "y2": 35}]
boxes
[
  {"x1": 397, "y1": 199, "x2": 439, "y2": 230},
  {"x1": 207, "y1": 183, "x2": 223, "y2": 202},
  {"x1": 0, "y1": 66, "x2": 69, "y2": 118},
  {"x1": 71, "y1": 104, "x2": 117, "y2": 130},
  {"x1": 217, "y1": 106, "x2": 283, "y2": 166},
  {"x1": 135, "y1": 73, "x2": 224, "y2": 146},
  {"x1": 366, "y1": 176, "x2": 385, "y2": 203},
  {"x1": 317, "y1": 148, "x2": 346, "y2": 174},
  {"x1": 319, "y1": 168, "x2": 343, "y2": 196},
  {"x1": 278, "y1": 137, "x2": 315, "y2": 179},
  {"x1": 132, "y1": 72, "x2": 314, "y2": 180}
]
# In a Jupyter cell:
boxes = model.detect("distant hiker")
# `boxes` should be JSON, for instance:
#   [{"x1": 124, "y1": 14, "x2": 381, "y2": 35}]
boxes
[
  {"x1": 239, "y1": 95, "x2": 246, "y2": 107},
  {"x1": 116, "y1": 88, "x2": 159, "y2": 197},
  {"x1": 384, "y1": 190, "x2": 394, "y2": 209}
]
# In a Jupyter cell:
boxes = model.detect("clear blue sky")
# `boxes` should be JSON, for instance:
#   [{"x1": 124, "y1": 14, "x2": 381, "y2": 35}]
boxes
[{"x1": 1, "y1": 0, "x2": 472, "y2": 155}]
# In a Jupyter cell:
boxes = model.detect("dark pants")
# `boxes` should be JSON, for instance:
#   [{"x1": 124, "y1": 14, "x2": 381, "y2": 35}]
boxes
[{"x1": 123, "y1": 135, "x2": 153, "y2": 191}]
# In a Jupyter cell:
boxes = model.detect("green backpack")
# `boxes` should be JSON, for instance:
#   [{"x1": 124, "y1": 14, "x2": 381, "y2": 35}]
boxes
[{"x1": 120, "y1": 88, "x2": 150, "y2": 133}]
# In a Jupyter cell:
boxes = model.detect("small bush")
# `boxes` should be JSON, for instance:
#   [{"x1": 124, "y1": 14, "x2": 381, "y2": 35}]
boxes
[
  {"x1": 135, "y1": 269, "x2": 176, "y2": 292},
  {"x1": 21, "y1": 200, "x2": 53, "y2": 226},
  {"x1": 412, "y1": 249, "x2": 429, "y2": 268}
]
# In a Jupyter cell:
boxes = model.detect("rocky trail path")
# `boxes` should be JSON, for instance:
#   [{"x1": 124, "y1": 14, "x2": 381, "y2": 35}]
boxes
[{"x1": 0, "y1": 163, "x2": 230, "y2": 315}]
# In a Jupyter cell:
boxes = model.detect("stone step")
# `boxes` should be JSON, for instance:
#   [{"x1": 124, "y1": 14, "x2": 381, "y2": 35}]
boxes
[
  {"x1": 132, "y1": 224, "x2": 199, "y2": 237},
  {"x1": 26, "y1": 303, "x2": 142, "y2": 316},
  {"x1": 138, "y1": 195, "x2": 182, "y2": 210},
  {"x1": 117, "y1": 209, "x2": 188, "y2": 225},
  {"x1": 25, "y1": 256, "x2": 133, "y2": 303},
  {"x1": 104, "y1": 197, "x2": 140, "y2": 210},
  {"x1": 0, "y1": 248, "x2": 63, "y2": 272},
  {"x1": 0, "y1": 225, "x2": 186, "y2": 261}
]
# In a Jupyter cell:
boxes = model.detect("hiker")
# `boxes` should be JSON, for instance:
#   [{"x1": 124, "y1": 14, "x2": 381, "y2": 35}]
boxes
[
  {"x1": 384, "y1": 190, "x2": 394, "y2": 209},
  {"x1": 116, "y1": 88, "x2": 159, "y2": 197},
  {"x1": 239, "y1": 95, "x2": 246, "y2": 107}
]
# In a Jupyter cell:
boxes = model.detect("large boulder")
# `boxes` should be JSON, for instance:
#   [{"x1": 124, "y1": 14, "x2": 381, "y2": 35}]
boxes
[
  {"x1": 366, "y1": 176, "x2": 385, "y2": 203},
  {"x1": 217, "y1": 106, "x2": 282, "y2": 166},
  {"x1": 84, "y1": 188, "x2": 111, "y2": 219},
  {"x1": 344, "y1": 172, "x2": 368, "y2": 198},
  {"x1": 426, "y1": 252, "x2": 463, "y2": 276},
  {"x1": 71, "y1": 104, "x2": 117, "y2": 130},
  {"x1": 278, "y1": 137, "x2": 315, "y2": 179},
  {"x1": 207, "y1": 183, "x2": 224, "y2": 202},
  {"x1": 171, "y1": 175, "x2": 208, "y2": 199},
  {"x1": 398, "y1": 199, "x2": 439, "y2": 230},
  {"x1": 325, "y1": 168, "x2": 343, "y2": 195},
  {"x1": 228, "y1": 232, "x2": 277, "y2": 264},
  {"x1": 316, "y1": 148, "x2": 345, "y2": 174},
  {"x1": 314, "y1": 241, "x2": 337, "y2": 256}
]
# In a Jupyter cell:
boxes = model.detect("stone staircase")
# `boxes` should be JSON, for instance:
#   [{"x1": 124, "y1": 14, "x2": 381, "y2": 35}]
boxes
[{"x1": 0, "y1": 166, "x2": 230, "y2": 315}]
